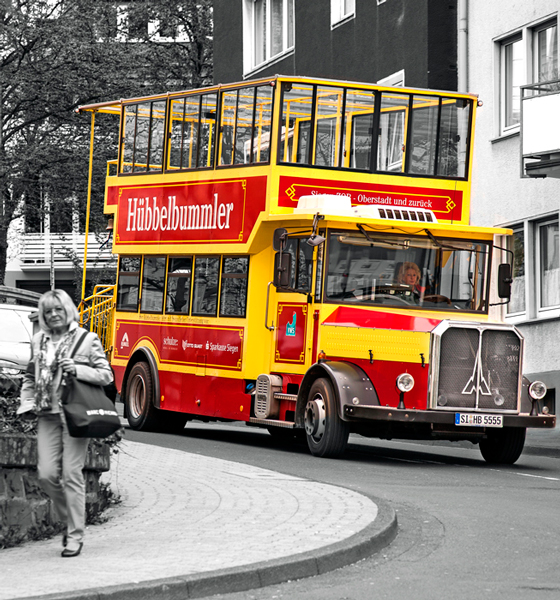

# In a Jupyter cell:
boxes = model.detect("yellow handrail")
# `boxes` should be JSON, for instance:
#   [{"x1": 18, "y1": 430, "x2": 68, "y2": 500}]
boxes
[{"x1": 79, "y1": 284, "x2": 116, "y2": 356}]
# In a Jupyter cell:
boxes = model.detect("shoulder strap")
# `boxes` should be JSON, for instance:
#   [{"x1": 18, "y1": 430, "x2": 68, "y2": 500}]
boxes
[{"x1": 69, "y1": 330, "x2": 90, "y2": 358}]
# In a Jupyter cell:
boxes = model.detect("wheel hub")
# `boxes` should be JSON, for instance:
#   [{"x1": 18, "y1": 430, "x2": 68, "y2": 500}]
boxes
[{"x1": 304, "y1": 397, "x2": 326, "y2": 441}]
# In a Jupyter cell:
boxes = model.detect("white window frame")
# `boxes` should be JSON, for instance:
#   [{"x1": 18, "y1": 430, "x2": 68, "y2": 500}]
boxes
[
  {"x1": 532, "y1": 19, "x2": 558, "y2": 84},
  {"x1": 331, "y1": 0, "x2": 355, "y2": 28},
  {"x1": 506, "y1": 225, "x2": 527, "y2": 318},
  {"x1": 377, "y1": 69, "x2": 405, "y2": 87},
  {"x1": 503, "y1": 214, "x2": 560, "y2": 324},
  {"x1": 499, "y1": 33, "x2": 524, "y2": 136},
  {"x1": 536, "y1": 217, "x2": 560, "y2": 318},
  {"x1": 243, "y1": 0, "x2": 295, "y2": 75}
]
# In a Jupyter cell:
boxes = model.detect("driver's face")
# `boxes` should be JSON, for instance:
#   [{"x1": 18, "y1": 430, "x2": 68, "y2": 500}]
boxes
[{"x1": 403, "y1": 269, "x2": 418, "y2": 285}]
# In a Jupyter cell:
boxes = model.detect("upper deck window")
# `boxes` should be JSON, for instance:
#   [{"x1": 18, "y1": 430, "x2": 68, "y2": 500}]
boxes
[
  {"x1": 278, "y1": 82, "x2": 472, "y2": 179},
  {"x1": 168, "y1": 93, "x2": 218, "y2": 170},
  {"x1": 218, "y1": 85, "x2": 273, "y2": 166},
  {"x1": 120, "y1": 100, "x2": 166, "y2": 174}
]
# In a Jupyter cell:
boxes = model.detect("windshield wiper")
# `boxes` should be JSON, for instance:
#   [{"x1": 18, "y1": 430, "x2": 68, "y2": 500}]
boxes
[{"x1": 423, "y1": 229, "x2": 475, "y2": 252}]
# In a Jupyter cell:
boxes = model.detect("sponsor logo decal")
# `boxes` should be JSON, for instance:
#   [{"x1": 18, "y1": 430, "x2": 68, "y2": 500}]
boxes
[
  {"x1": 286, "y1": 312, "x2": 297, "y2": 337},
  {"x1": 121, "y1": 332, "x2": 129, "y2": 349}
]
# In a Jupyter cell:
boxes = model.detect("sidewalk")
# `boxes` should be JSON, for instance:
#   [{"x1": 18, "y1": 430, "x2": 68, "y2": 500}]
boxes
[{"x1": 0, "y1": 440, "x2": 397, "y2": 600}]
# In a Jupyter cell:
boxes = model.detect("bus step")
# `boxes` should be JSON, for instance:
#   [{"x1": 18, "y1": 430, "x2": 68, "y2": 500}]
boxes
[
  {"x1": 273, "y1": 393, "x2": 298, "y2": 402},
  {"x1": 249, "y1": 418, "x2": 295, "y2": 429}
]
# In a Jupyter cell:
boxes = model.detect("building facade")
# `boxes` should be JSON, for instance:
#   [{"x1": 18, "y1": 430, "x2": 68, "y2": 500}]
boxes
[
  {"x1": 212, "y1": 1, "x2": 559, "y2": 400},
  {"x1": 213, "y1": 0, "x2": 458, "y2": 90},
  {"x1": 465, "y1": 0, "x2": 560, "y2": 398}
]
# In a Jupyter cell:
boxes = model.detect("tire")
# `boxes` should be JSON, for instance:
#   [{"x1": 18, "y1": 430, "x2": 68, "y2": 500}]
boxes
[
  {"x1": 124, "y1": 361, "x2": 188, "y2": 433},
  {"x1": 304, "y1": 378, "x2": 349, "y2": 458},
  {"x1": 479, "y1": 427, "x2": 526, "y2": 464}
]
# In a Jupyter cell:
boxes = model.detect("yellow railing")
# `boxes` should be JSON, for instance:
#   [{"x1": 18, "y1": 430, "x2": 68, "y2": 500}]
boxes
[{"x1": 79, "y1": 285, "x2": 116, "y2": 355}]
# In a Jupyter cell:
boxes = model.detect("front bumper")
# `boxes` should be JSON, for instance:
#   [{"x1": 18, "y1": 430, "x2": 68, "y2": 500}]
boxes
[{"x1": 343, "y1": 404, "x2": 556, "y2": 429}]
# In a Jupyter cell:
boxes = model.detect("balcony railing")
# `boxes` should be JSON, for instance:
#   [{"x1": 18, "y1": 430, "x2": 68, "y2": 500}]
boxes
[
  {"x1": 521, "y1": 80, "x2": 560, "y2": 178},
  {"x1": 19, "y1": 232, "x2": 115, "y2": 271}
]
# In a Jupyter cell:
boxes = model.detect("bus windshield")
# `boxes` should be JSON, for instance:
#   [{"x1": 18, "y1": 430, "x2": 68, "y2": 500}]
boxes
[{"x1": 324, "y1": 231, "x2": 490, "y2": 312}]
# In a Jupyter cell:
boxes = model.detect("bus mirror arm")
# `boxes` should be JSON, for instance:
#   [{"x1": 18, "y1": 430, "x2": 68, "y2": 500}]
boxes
[{"x1": 265, "y1": 282, "x2": 275, "y2": 331}]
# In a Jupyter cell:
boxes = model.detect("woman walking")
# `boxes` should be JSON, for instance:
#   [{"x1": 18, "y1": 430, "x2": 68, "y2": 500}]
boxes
[{"x1": 18, "y1": 290, "x2": 113, "y2": 557}]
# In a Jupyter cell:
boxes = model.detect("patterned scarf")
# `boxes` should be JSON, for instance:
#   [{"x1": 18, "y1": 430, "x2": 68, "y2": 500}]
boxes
[{"x1": 34, "y1": 329, "x2": 77, "y2": 412}]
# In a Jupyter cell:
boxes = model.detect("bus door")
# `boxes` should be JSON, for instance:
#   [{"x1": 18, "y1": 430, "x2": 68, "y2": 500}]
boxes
[{"x1": 270, "y1": 236, "x2": 317, "y2": 374}]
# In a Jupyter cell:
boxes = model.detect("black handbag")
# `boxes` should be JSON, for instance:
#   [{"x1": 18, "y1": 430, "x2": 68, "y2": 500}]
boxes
[{"x1": 61, "y1": 331, "x2": 121, "y2": 438}]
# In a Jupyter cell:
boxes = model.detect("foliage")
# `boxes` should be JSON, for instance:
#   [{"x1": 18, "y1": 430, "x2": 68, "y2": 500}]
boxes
[
  {"x1": 0, "y1": 0, "x2": 214, "y2": 284},
  {"x1": 0, "y1": 385, "x2": 37, "y2": 434}
]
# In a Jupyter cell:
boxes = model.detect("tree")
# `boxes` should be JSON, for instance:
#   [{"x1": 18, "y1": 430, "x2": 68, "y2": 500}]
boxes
[{"x1": 0, "y1": 0, "x2": 213, "y2": 285}]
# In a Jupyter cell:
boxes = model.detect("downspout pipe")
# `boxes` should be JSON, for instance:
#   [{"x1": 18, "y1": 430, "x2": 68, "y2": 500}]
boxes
[{"x1": 458, "y1": 0, "x2": 468, "y2": 92}]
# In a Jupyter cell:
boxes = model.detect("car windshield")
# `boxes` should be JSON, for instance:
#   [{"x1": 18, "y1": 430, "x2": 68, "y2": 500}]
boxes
[
  {"x1": 324, "y1": 230, "x2": 490, "y2": 312},
  {"x1": 0, "y1": 311, "x2": 32, "y2": 343}
]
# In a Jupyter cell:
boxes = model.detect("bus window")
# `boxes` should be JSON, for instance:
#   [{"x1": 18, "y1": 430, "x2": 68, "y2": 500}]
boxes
[
  {"x1": 438, "y1": 98, "x2": 470, "y2": 178},
  {"x1": 166, "y1": 257, "x2": 193, "y2": 314},
  {"x1": 120, "y1": 100, "x2": 166, "y2": 174},
  {"x1": 252, "y1": 85, "x2": 273, "y2": 163},
  {"x1": 408, "y1": 95, "x2": 439, "y2": 176},
  {"x1": 169, "y1": 96, "x2": 201, "y2": 170},
  {"x1": 192, "y1": 256, "x2": 220, "y2": 316},
  {"x1": 234, "y1": 87, "x2": 256, "y2": 164},
  {"x1": 121, "y1": 105, "x2": 137, "y2": 174},
  {"x1": 314, "y1": 86, "x2": 344, "y2": 167},
  {"x1": 199, "y1": 93, "x2": 218, "y2": 168},
  {"x1": 347, "y1": 89, "x2": 375, "y2": 170},
  {"x1": 116, "y1": 256, "x2": 141, "y2": 311},
  {"x1": 219, "y1": 257, "x2": 249, "y2": 317},
  {"x1": 219, "y1": 90, "x2": 237, "y2": 166},
  {"x1": 279, "y1": 82, "x2": 314, "y2": 164},
  {"x1": 283, "y1": 238, "x2": 314, "y2": 292},
  {"x1": 377, "y1": 92, "x2": 408, "y2": 172},
  {"x1": 140, "y1": 256, "x2": 166, "y2": 313}
]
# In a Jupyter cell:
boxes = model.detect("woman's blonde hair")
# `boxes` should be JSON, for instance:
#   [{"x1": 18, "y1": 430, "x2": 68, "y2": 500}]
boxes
[
  {"x1": 398, "y1": 262, "x2": 421, "y2": 283},
  {"x1": 38, "y1": 289, "x2": 79, "y2": 332}
]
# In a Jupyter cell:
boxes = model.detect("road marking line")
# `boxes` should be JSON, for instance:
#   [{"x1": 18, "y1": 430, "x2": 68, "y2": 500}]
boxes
[{"x1": 514, "y1": 472, "x2": 560, "y2": 481}]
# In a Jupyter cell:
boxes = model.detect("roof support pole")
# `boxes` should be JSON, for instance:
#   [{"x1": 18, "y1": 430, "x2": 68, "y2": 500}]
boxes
[{"x1": 81, "y1": 110, "x2": 96, "y2": 306}]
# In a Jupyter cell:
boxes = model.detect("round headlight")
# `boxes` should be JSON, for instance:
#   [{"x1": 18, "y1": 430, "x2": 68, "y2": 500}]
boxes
[
  {"x1": 529, "y1": 380, "x2": 547, "y2": 400},
  {"x1": 396, "y1": 373, "x2": 415, "y2": 393}
]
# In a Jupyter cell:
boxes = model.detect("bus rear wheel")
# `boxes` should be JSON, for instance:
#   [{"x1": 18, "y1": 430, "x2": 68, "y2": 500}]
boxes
[
  {"x1": 479, "y1": 427, "x2": 526, "y2": 464},
  {"x1": 125, "y1": 361, "x2": 187, "y2": 433},
  {"x1": 304, "y1": 378, "x2": 349, "y2": 458}
]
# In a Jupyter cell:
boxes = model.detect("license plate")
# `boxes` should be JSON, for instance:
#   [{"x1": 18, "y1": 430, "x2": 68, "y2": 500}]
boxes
[{"x1": 455, "y1": 413, "x2": 503, "y2": 428}]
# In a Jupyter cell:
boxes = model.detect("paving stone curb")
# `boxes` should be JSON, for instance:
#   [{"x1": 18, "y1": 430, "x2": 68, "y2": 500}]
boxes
[{"x1": 16, "y1": 494, "x2": 397, "y2": 600}]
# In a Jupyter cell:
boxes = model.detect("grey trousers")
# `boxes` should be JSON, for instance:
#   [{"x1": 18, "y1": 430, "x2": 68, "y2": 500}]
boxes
[{"x1": 37, "y1": 413, "x2": 89, "y2": 544}]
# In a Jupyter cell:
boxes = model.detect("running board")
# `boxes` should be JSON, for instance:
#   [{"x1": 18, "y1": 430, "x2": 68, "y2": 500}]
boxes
[{"x1": 249, "y1": 418, "x2": 296, "y2": 429}]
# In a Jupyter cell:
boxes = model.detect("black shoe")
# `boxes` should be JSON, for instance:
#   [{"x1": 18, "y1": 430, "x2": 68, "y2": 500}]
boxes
[{"x1": 61, "y1": 542, "x2": 83, "y2": 558}]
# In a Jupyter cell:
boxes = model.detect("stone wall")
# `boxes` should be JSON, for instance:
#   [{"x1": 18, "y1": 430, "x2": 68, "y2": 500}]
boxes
[{"x1": 0, "y1": 434, "x2": 111, "y2": 547}]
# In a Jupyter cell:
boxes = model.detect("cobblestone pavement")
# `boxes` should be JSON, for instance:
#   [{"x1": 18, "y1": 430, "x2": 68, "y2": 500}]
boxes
[{"x1": 1, "y1": 440, "x2": 396, "y2": 600}]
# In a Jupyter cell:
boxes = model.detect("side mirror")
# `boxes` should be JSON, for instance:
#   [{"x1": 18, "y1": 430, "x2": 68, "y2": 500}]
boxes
[
  {"x1": 498, "y1": 263, "x2": 512, "y2": 299},
  {"x1": 273, "y1": 228, "x2": 288, "y2": 251},
  {"x1": 273, "y1": 252, "x2": 292, "y2": 288}
]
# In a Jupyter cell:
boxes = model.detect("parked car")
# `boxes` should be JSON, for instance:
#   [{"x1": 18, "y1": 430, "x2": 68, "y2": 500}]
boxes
[{"x1": 0, "y1": 304, "x2": 38, "y2": 393}]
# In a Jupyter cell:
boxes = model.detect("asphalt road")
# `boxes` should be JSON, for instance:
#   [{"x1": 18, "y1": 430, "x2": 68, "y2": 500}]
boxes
[{"x1": 126, "y1": 422, "x2": 560, "y2": 600}]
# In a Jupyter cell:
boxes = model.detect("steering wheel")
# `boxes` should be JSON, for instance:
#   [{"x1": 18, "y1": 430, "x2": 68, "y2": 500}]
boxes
[{"x1": 423, "y1": 294, "x2": 452, "y2": 305}]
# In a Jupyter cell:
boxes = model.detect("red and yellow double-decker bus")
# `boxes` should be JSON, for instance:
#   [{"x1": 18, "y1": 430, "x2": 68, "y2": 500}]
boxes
[{"x1": 79, "y1": 75, "x2": 555, "y2": 464}]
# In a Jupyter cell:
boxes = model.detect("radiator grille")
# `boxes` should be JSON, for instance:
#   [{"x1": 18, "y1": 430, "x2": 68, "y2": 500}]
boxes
[{"x1": 435, "y1": 327, "x2": 521, "y2": 412}]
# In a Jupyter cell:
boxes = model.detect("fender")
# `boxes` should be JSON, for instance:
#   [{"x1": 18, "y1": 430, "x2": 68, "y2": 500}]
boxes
[
  {"x1": 296, "y1": 361, "x2": 379, "y2": 426},
  {"x1": 121, "y1": 347, "x2": 162, "y2": 409}
]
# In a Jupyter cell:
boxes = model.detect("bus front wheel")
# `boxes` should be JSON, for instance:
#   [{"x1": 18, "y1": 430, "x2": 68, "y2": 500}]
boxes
[
  {"x1": 304, "y1": 378, "x2": 349, "y2": 458},
  {"x1": 479, "y1": 427, "x2": 526, "y2": 464}
]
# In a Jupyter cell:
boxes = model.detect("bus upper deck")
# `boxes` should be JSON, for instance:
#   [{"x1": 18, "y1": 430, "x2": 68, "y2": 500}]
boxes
[{"x1": 79, "y1": 74, "x2": 477, "y2": 246}]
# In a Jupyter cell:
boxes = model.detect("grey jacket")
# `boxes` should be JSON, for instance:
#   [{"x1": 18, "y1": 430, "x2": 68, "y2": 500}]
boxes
[{"x1": 20, "y1": 324, "x2": 113, "y2": 413}]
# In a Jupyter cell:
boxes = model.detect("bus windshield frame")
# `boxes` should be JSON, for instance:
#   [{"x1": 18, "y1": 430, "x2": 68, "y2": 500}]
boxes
[{"x1": 323, "y1": 230, "x2": 491, "y2": 313}]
